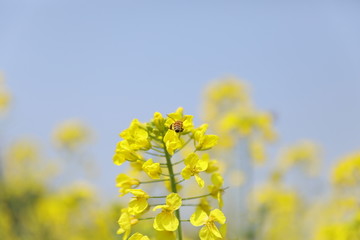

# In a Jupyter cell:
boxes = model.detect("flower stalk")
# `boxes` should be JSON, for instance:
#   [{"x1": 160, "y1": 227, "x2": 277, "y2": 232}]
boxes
[{"x1": 113, "y1": 107, "x2": 226, "y2": 240}]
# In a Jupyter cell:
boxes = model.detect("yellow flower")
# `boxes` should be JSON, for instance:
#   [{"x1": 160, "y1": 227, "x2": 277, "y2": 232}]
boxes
[
  {"x1": 129, "y1": 233, "x2": 150, "y2": 240},
  {"x1": 128, "y1": 233, "x2": 150, "y2": 240},
  {"x1": 255, "y1": 112, "x2": 277, "y2": 141},
  {"x1": 120, "y1": 119, "x2": 151, "y2": 150},
  {"x1": 208, "y1": 173, "x2": 224, "y2": 208},
  {"x1": 279, "y1": 141, "x2": 321, "y2": 175},
  {"x1": 142, "y1": 159, "x2": 162, "y2": 179},
  {"x1": 127, "y1": 189, "x2": 150, "y2": 215},
  {"x1": 190, "y1": 209, "x2": 226, "y2": 240},
  {"x1": 116, "y1": 174, "x2": 140, "y2": 196},
  {"x1": 152, "y1": 112, "x2": 166, "y2": 130},
  {"x1": 163, "y1": 130, "x2": 182, "y2": 155},
  {"x1": 153, "y1": 193, "x2": 182, "y2": 231},
  {"x1": 0, "y1": 73, "x2": 11, "y2": 113},
  {"x1": 6, "y1": 140, "x2": 39, "y2": 163},
  {"x1": 196, "y1": 198, "x2": 212, "y2": 215},
  {"x1": 194, "y1": 124, "x2": 218, "y2": 151},
  {"x1": 53, "y1": 119, "x2": 90, "y2": 149},
  {"x1": 181, "y1": 153, "x2": 208, "y2": 188},
  {"x1": 332, "y1": 152, "x2": 360, "y2": 187},
  {"x1": 165, "y1": 107, "x2": 194, "y2": 133},
  {"x1": 113, "y1": 140, "x2": 143, "y2": 165},
  {"x1": 117, "y1": 208, "x2": 139, "y2": 240},
  {"x1": 204, "y1": 154, "x2": 219, "y2": 173},
  {"x1": 249, "y1": 138, "x2": 266, "y2": 164}
]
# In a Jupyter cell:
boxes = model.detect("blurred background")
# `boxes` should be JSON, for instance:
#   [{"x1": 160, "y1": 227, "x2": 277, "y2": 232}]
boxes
[{"x1": 1, "y1": 1, "x2": 360, "y2": 239}]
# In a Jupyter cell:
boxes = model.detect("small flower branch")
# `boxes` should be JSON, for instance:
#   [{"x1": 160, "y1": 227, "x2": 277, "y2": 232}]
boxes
[
  {"x1": 182, "y1": 187, "x2": 229, "y2": 201},
  {"x1": 139, "y1": 179, "x2": 170, "y2": 184},
  {"x1": 163, "y1": 141, "x2": 183, "y2": 240}
]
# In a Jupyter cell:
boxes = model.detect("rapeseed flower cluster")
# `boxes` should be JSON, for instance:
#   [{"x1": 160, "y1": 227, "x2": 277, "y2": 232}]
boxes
[{"x1": 113, "y1": 107, "x2": 226, "y2": 240}]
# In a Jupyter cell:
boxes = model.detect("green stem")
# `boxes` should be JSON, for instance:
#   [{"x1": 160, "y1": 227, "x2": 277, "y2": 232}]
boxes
[
  {"x1": 138, "y1": 217, "x2": 155, "y2": 221},
  {"x1": 159, "y1": 159, "x2": 184, "y2": 166},
  {"x1": 164, "y1": 143, "x2": 183, "y2": 240},
  {"x1": 140, "y1": 179, "x2": 170, "y2": 184},
  {"x1": 150, "y1": 147, "x2": 165, "y2": 154},
  {"x1": 175, "y1": 179, "x2": 185, "y2": 184},
  {"x1": 175, "y1": 135, "x2": 193, "y2": 153},
  {"x1": 161, "y1": 172, "x2": 181, "y2": 177},
  {"x1": 182, "y1": 187, "x2": 229, "y2": 201},
  {"x1": 148, "y1": 195, "x2": 167, "y2": 199},
  {"x1": 172, "y1": 159, "x2": 184, "y2": 166},
  {"x1": 182, "y1": 193, "x2": 212, "y2": 201}
]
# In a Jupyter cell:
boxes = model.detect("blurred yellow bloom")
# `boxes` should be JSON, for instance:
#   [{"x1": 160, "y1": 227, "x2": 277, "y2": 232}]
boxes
[
  {"x1": 127, "y1": 189, "x2": 150, "y2": 215},
  {"x1": 332, "y1": 152, "x2": 360, "y2": 187},
  {"x1": 116, "y1": 174, "x2": 140, "y2": 196},
  {"x1": 196, "y1": 198, "x2": 212, "y2": 215},
  {"x1": 0, "y1": 90, "x2": 10, "y2": 112},
  {"x1": 203, "y1": 154, "x2": 219, "y2": 173},
  {"x1": 181, "y1": 153, "x2": 208, "y2": 188},
  {"x1": 0, "y1": 73, "x2": 10, "y2": 113},
  {"x1": 208, "y1": 173, "x2": 224, "y2": 208},
  {"x1": 153, "y1": 193, "x2": 182, "y2": 231},
  {"x1": 190, "y1": 209, "x2": 226, "y2": 240},
  {"x1": 6, "y1": 140, "x2": 39, "y2": 163},
  {"x1": 249, "y1": 138, "x2": 266, "y2": 164},
  {"x1": 142, "y1": 159, "x2": 162, "y2": 179},
  {"x1": 255, "y1": 112, "x2": 277, "y2": 141},
  {"x1": 279, "y1": 141, "x2": 321, "y2": 175},
  {"x1": 155, "y1": 230, "x2": 176, "y2": 240},
  {"x1": 117, "y1": 208, "x2": 139, "y2": 240},
  {"x1": 128, "y1": 232, "x2": 150, "y2": 240},
  {"x1": 203, "y1": 78, "x2": 249, "y2": 121},
  {"x1": 53, "y1": 119, "x2": 90, "y2": 149},
  {"x1": 163, "y1": 130, "x2": 182, "y2": 155},
  {"x1": 194, "y1": 124, "x2": 218, "y2": 151},
  {"x1": 313, "y1": 223, "x2": 352, "y2": 240}
]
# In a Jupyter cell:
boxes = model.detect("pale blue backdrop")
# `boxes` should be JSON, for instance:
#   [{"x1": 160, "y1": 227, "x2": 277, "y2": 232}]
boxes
[{"x1": 1, "y1": 0, "x2": 360, "y2": 199}]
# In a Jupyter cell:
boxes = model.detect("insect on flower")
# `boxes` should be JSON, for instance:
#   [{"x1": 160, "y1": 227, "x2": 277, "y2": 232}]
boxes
[{"x1": 167, "y1": 116, "x2": 184, "y2": 133}]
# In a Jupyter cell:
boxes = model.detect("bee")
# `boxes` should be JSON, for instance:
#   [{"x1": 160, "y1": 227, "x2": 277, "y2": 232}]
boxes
[{"x1": 170, "y1": 120, "x2": 184, "y2": 133}]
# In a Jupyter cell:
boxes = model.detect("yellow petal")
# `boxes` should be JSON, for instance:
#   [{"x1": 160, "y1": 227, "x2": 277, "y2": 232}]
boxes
[
  {"x1": 154, "y1": 211, "x2": 179, "y2": 231},
  {"x1": 181, "y1": 166, "x2": 192, "y2": 179},
  {"x1": 166, "y1": 193, "x2": 182, "y2": 210},
  {"x1": 211, "y1": 173, "x2": 224, "y2": 187},
  {"x1": 184, "y1": 153, "x2": 199, "y2": 166},
  {"x1": 199, "y1": 223, "x2": 222, "y2": 240},
  {"x1": 128, "y1": 198, "x2": 148, "y2": 215},
  {"x1": 190, "y1": 209, "x2": 208, "y2": 226},
  {"x1": 163, "y1": 130, "x2": 182, "y2": 155},
  {"x1": 142, "y1": 159, "x2": 162, "y2": 179},
  {"x1": 198, "y1": 135, "x2": 218, "y2": 150},
  {"x1": 126, "y1": 189, "x2": 149, "y2": 197},
  {"x1": 195, "y1": 174, "x2": 205, "y2": 188},
  {"x1": 197, "y1": 156, "x2": 209, "y2": 171},
  {"x1": 210, "y1": 209, "x2": 226, "y2": 224},
  {"x1": 153, "y1": 204, "x2": 167, "y2": 212},
  {"x1": 128, "y1": 233, "x2": 150, "y2": 240},
  {"x1": 113, "y1": 152, "x2": 126, "y2": 166}
]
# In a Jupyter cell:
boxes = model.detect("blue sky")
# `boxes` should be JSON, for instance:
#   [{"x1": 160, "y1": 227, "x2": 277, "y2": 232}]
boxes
[{"x1": 1, "y1": 1, "x2": 360, "y2": 198}]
